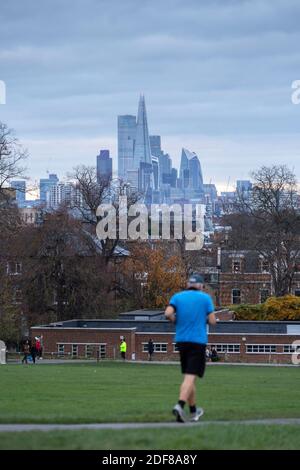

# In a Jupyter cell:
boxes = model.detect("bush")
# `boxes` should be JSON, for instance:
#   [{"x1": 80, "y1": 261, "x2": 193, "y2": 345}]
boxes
[{"x1": 230, "y1": 295, "x2": 300, "y2": 321}]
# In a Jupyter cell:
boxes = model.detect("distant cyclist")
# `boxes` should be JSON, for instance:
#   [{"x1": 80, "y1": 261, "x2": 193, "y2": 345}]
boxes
[{"x1": 165, "y1": 273, "x2": 216, "y2": 422}]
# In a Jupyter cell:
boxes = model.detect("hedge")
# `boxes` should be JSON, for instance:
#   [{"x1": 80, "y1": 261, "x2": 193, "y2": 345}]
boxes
[{"x1": 230, "y1": 295, "x2": 300, "y2": 321}]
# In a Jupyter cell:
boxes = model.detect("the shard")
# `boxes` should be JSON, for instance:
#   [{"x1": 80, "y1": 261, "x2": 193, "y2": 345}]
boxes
[{"x1": 133, "y1": 94, "x2": 152, "y2": 167}]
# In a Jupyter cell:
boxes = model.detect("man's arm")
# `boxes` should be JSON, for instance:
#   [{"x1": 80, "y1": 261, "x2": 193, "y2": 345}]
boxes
[
  {"x1": 207, "y1": 312, "x2": 217, "y2": 325},
  {"x1": 165, "y1": 305, "x2": 176, "y2": 323}
]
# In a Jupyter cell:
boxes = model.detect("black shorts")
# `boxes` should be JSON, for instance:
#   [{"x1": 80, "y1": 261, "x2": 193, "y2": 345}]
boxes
[{"x1": 177, "y1": 342, "x2": 206, "y2": 378}]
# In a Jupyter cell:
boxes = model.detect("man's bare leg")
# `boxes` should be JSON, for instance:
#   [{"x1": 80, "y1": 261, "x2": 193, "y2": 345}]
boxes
[{"x1": 179, "y1": 374, "x2": 197, "y2": 403}]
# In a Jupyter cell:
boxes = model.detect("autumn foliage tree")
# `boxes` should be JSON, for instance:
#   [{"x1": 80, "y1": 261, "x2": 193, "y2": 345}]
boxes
[
  {"x1": 231, "y1": 295, "x2": 300, "y2": 321},
  {"x1": 121, "y1": 242, "x2": 186, "y2": 309}
]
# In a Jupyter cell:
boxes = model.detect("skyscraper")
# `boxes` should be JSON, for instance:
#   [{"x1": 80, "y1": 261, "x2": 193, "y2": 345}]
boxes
[
  {"x1": 97, "y1": 149, "x2": 112, "y2": 182},
  {"x1": 179, "y1": 148, "x2": 204, "y2": 191},
  {"x1": 133, "y1": 95, "x2": 153, "y2": 192},
  {"x1": 117, "y1": 115, "x2": 136, "y2": 180},
  {"x1": 149, "y1": 135, "x2": 162, "y2": 158},
  {"x1": 10, "y1": 180, "x2": 26, "y2": 207},
  {"x1": 236, "y1": 180, "x2": 252, "y2": 193},
  {"x1": 39, "y1": 174, "x2": 59, "y2": 203},
  {"x1": 133, "y1": 95, "x2": 152, "y2": 167}
]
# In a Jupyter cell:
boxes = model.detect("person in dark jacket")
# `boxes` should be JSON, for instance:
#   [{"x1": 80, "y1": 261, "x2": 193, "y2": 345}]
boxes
[
  {"x1": 30, "y1": 342, "x2": 37, "y2": 364},
  {"x1": 147, "y1": 339, "x2": 154, "y2": 361},
  {"x1": 22, "y1": 341, "x2": 30, "y2": 364}
]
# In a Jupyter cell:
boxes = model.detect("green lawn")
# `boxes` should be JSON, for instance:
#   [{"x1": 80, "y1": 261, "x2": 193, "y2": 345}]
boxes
[
  {"x1": 0, "y1": 362, "x2": 300, "y2": 449},
  {"x1": 1, "y1": 362, "x2": 299, "y2": 423},
  {"x1": 1, "y1": 425, "x2": 300, "y2": 450}
]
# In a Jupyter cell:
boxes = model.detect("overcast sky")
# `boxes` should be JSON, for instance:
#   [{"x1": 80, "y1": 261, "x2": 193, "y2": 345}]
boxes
[{"x1": 0, "y1": 0, "x2": 299, "y2": 192}]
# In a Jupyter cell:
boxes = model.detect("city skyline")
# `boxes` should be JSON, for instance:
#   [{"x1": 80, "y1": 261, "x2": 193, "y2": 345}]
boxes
[{"x1": 0, "y1": 0, "x2": 299, "y2": 192}]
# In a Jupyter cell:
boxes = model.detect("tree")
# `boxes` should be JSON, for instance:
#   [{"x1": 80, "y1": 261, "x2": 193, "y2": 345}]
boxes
[
  {"x1": 69, "y1": 166, "x2": 140, "y2": 265},
  {"x1": 225, "y1": 165, "x2": 300, "y2": 296},
  {"x1": 121, "y1": 242, "x2": 186, "y2": 309},
  {"x1": 0, "y1": 122, "x2": 26, "y2": 234},
  {"x1": 13, "y1": 210, "x2": 116, "y2": 324},
  {"x1": 0, "y1": 122, "x2": 27, "y2": 197}
]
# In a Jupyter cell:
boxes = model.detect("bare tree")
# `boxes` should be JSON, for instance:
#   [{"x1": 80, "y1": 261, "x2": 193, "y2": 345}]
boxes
[
  {"x1": 0, "y1": 122, "x2": 27, "y2": 234},
  {"x1": 226, "y1": 165, "x2": 300, "y2": 296},
  {"x1": 0, "y1": 122, "x2": 27, "y2": 195},
  {"x1": 69, "y1": 165, "x2": 140, "y2": 264}
]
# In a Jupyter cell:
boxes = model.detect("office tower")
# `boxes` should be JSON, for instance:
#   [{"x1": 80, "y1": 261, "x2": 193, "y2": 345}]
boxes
[
  {"x1": 97, "y1": 149, "x2": 112, "y2": 182},
  {"x1": 236, "y1": 180, "x2": 252, "y2": 193},
  {"x1": 10, "y1": 180, "x2": 26, "y2": 206},
  {"x1": 48, "y1": 183, "x2": 66, "y2": 208},
  {"x1": 39, "y1": 174, "x2": 59, "y2": 203},
  {"x1": 133, "y1": 95, "x2": 152, "y2": 168},
  {"x1": 171, "y1": 168, "x2": 178, "y2": 188},
  {"x1": 151, "y1": 156, "x2": 160, "y2": 191},
  {"x1": 160, "y1": 153, "x2": 172, "y2": 185},
  {"x1": 203, "y1": 184, "x2": 218, "y2": 201},
  {"x1": 132, "y1": 95, "x2": 153, "y2": 192},
  {"x1": 179, "y1": 148, "x2": 204, "y2": 191},
  {"x1": 118, "y1": 115, "x2": 136, "y2": 179},
  {"x1": 47, "y1": 182, "x2": 81, "y2": 209},
  {"x1": 149, "y1": 135, "x2": 162, "y2": 158}
]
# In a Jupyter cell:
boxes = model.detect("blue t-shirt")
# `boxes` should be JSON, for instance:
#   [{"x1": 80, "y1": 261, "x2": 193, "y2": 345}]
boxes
[{"x1": 169, "y1": 289, "x2": 214, "y2": 344}]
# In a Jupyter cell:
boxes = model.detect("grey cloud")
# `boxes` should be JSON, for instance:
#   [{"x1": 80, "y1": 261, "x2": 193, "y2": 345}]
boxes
[{"x1": 0, "y1": 0, "x2": 299, "y2": 183}]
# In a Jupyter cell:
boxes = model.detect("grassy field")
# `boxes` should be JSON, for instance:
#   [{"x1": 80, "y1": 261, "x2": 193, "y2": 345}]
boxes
[
  {"x1": 1, "y1": 425, "x2": 300, "y2": 450},
  {"x1": 0, "y1": 362, "x2": 300, "y2": 449}
]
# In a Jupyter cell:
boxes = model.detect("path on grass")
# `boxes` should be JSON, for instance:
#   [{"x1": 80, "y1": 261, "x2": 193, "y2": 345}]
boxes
[{"x1": 1, "y1": 419, "x2": 300, "y2": 432}]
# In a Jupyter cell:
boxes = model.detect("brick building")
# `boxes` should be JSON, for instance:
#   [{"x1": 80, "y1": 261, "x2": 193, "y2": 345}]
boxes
[
  {"x1": 31, "y1": 309, "x2": 300, "y2": 365},
  {"x1": 218, "y1": 250, "x2": 300, "y2": 306}
]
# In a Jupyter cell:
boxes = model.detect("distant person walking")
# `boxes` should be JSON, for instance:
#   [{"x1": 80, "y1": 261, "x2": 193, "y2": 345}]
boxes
[
  {"x1": 147, "y1": 339, "x2": 154, "y2": 361},
  {"x1": 30, "y1": 341, "x2": 37, "y2": 364},
  {"x1": 205, "y1": 346, "x2": 211, "y2": 361},
  {"x1": 120, "y1": 338, "x2": 127, "y2": 361},
  {"x1": 35, "y1": 337, "x2": 42, "y2": 359},
  {"x1": 211, "y1": 346, "x2": 219, "y2": 362},
  {"x1": 22, "y1": 341, "x2": 30, "y2": 364},
  {"x1": 165, "y1": 273, "x2": 216, "y2": 423}
]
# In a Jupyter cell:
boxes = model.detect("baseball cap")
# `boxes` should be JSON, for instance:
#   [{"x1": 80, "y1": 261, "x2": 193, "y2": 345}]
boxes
[{"x1": 188, "y1": 273, "x2": 204, "y2": 284}]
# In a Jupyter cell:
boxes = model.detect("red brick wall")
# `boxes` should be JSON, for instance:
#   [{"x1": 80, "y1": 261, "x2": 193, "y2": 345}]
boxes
[
  {"x1": 220, "y1": 273, "x2": 271, "y2": 305},
  {"x1": 209, "y1": 333, "x2": 299, "y2": 364},
  {"x1": 31, "y1": 327, "x2": 299, "y2": 365},
  {"x1": 32, "y1": 328, "x2": 136, "y2": 360}
]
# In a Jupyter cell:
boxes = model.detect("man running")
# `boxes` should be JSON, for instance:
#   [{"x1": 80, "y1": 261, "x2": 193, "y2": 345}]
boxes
[{"x1": 165, "y1": 273, "x2": 216, "y2": 422}]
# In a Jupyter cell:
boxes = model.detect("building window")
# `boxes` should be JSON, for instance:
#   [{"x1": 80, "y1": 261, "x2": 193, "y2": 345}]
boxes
[
  {"x1": 261, "y1": 260, "x2": 269, "y2": 273},
  {"x1": 173, "y1": 343, "x2": 179, "y2": 353},
  {"x1": 260, "y1": 289, "x2": 270, "y2": 303},
  {"x1": 294, "y1": 289, "x2": 300, "y2": 297},
  {"x1": 143, "y1": 343, "x2": 167, "y2": 353},
  {"x1": 12, "y1": 286, "x2": 22, "y2": 304},
  {"x1": 57, "y1": 344, "x2": 65, "y2": 356},
  {"x1": 85, "y1": 344, "x2": 94, "y2": 358},
  {"x1": 209, "y1": 344, "x2": 240, "y2": 353},
  {"x1": 283, "y1": 344, "x2": 300, "y2": 353},
  {"x1": 7, "y1": 261, "x2": 22, "y2": 275},
  {"x1": 99, "y1": 344, "x2": 106, "y2": 359},
  {"x1": 232, "y1": 261, "x2": 241, "y2": 273},
  {"x1": 72, "y1": 344, "x2": 78, "y2": 357},
  {"x1": 246, "y1": 344, "x2": 277, "y2": 354},
  {"x1": 232, "y1": 289, "x2": 241, "y2": 304},
  {"x1": 154, "y1": 343, "x2": 167, "y2": 353}
]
